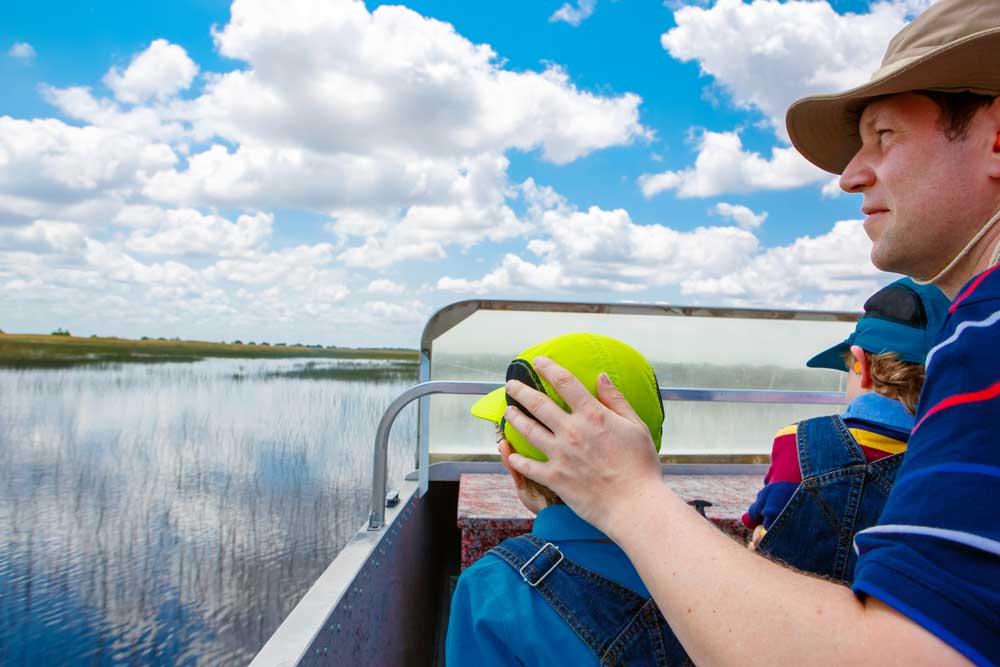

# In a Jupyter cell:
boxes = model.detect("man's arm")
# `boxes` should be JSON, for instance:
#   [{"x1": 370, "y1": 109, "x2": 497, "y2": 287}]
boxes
[{"x1": 503, "y1": 358, "x2": 971, "y2": 666}]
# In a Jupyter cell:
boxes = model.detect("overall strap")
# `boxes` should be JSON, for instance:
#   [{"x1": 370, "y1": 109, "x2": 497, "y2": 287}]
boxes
[
  {"x1": 489, "y1": 534, "x2": 650, "y2": 662},
  {"x1": 797, "y1": 415, "x2": 866, "y2": 480}
]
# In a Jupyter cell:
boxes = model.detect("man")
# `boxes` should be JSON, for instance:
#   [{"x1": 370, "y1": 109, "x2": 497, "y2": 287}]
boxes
[{"x1": 501, "y1": 1, "x2": 1000, "y2": 665}]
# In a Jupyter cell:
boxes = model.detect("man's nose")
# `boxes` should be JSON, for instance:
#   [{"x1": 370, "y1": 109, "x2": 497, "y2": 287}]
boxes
[{"x1": 839, "y1": 149, "x2": 875, "y2": 193}]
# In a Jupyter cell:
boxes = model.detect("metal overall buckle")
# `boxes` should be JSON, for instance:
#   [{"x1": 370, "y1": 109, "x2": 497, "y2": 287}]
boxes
[{"x1": 519, "y1": 542, "x2": 564, "y2": 587}]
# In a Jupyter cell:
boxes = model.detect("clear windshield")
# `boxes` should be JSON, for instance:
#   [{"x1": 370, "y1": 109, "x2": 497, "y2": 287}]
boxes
[{"x1": 428, "y1": 307, "x2": 854, "y2": 456}]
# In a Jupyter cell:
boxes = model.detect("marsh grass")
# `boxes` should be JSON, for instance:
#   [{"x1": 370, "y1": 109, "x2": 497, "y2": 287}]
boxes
[
  {"x1": 0, "y1": 333, "x2": 417, "y2": 369},
  {"x1": 249, "y1": 360, "x2": 419, "y2": 382},
  {"x1": 0, "y1": 358, "x2": 420, "y2": 666}
]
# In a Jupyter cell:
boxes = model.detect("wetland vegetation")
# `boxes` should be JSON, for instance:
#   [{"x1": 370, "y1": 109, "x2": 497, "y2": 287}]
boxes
[{"x1": 0, "y1": 332, "x2": 417, "y2": 368}]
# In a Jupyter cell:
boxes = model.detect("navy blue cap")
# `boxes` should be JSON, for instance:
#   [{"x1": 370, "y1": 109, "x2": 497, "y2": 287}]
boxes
[{"x1": 807, "y1": 278, "x2": 951, "y2": 371}]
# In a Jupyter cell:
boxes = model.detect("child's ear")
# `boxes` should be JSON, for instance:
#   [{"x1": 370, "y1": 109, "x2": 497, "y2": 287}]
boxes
[
  {"x1": 850, "y1": 345, "x2": 873, "y2": 389},
  {"x1": 498, "y1": 438, "x2": 527, "y2": 491}
]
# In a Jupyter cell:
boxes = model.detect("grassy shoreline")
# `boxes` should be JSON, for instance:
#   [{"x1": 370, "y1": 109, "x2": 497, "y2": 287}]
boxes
[{"x1": 0, "y1": 333, "x2": 417, "y2": 368}]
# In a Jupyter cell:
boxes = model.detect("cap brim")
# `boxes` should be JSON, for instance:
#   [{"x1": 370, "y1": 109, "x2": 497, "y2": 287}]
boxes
[
  {"x1": 806, "y1": 342, "x2": 850, "y2": 371},
  {"x1": 787, "y1": 29, "x2": 1000, "y2": 175},
  {"x1": 470, "y1": 387, "x2": 507, "y2": 423}
]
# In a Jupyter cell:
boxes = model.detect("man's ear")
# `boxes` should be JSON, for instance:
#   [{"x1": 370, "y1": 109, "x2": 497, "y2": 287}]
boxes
[
  {"x1": 498, "y1": 439, "x2": 527, "y2": 491},
  {"x1": 850, "y1": 345, "x2": 873, "y2": 389},
  {"x1": 985, "y1": 98, "x2": 1000, "y2": 180}
]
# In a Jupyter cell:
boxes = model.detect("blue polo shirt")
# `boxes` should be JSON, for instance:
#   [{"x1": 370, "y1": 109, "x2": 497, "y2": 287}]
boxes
[
  {"x1": 445, "y1": 504, "x2": 650, "y2": 667},
  {"x1": 853, "y1": 265, "x2": 1000, "y2": 666}
]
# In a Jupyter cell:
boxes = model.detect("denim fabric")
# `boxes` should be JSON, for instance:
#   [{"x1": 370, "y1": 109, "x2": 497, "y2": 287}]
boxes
[
  {"x1": 489, "y1": 533, "x2": 693, "y2": 667},
  {"x1": 756, "y1": 415, "x2": 902, "y2": 582}
]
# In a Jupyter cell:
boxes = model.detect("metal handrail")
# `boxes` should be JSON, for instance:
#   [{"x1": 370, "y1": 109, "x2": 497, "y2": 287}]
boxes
[
  {"x1": 368, "y1": 382, "x2": 845, "y2": 530},
  {"x1": 412, "y1": 299, "x2": 859, "y2": 497}
]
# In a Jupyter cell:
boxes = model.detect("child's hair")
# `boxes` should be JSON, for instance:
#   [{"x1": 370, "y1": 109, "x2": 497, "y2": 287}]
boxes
[
  {"x1": 497, "y1": 425, "x2": 564, "y2": 506},
  {"x1": 524, "y1": 479, "x2": 563, "y2": 507},
  {"x1": 843, "y1": 349, "x2": 926, "y2": 414}
]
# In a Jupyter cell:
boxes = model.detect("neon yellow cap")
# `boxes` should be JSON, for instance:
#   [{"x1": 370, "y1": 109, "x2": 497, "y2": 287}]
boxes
[{"x1": 470, "y1": 332, "x2": 664, "y2": 461}]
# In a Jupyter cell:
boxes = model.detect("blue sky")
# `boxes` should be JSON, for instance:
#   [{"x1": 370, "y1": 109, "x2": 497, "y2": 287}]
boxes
[{"x1": 0, "y1": 0, "x2": 930, "y2": 346}]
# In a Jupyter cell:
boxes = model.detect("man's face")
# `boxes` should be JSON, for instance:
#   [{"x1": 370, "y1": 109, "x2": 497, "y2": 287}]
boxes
[{"x1": 839, "y1": 93, "x2": 993, "y2": 280}]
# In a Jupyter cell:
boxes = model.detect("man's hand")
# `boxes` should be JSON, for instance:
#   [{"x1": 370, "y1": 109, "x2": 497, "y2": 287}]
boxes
[{"x1": 503, "y1": 355, "x2": 664, "y2": 534}]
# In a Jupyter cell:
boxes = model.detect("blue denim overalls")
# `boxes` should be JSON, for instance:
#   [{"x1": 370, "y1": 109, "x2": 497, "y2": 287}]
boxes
[
  {"x1": 489, "y1": 533, "x2": 693, "y2": 667},
  {"x1": 755, "y1": 415, "x2": 903, "y2": 582}
]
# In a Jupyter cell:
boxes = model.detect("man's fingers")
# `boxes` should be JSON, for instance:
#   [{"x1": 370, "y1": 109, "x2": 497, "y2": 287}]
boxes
[
  {"x1": 507, "y1": 452, "x2": 550, "y2": 486},
  {"x1": 532, "y1": 356, "x2": 599, "y2": 412},
  {"x1": 597, "y1": 372, "x2": 642, "y2": 421},
  {"x1": 505, "y1": 378, "x2": 571, "y2": 432},
  {"x1": 503, "y1": 405, "x2": 556, "y2": 452}
]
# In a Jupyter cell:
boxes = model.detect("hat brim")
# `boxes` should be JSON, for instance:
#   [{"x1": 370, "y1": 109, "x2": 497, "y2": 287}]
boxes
[
  {"x1": 806, "y1": 342, "x2": 850, "y2": 372},
  {"x1": 787, "y1": 28, "x2": 1000, "y2": 175},
  {"x1": 470, "y1": 387, "x2": 507, "y2": 423}
]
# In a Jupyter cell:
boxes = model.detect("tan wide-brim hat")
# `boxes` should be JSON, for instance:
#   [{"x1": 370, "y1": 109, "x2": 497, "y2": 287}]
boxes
[{"x1": 787, "y1": 0, "x2": 1000, "y2": 175}]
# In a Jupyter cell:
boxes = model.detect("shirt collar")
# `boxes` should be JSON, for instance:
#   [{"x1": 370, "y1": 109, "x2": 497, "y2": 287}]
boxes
[
  {"x1": 841, "y1": 392, "x2": 915, "y2": 432},
  {"x1": 532, "y1": 504, "x2": 609, "y2": 542}
]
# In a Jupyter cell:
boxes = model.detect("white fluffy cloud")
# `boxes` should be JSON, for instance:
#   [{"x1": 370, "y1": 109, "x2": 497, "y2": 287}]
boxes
[
  {"x1": 550, "y1": 0, "x2": 597, "y2": 26},
  {"x1": 639, "y1": 130, "x2": 826, "y2": 198},
  {"x1": 661, "y1": 0, "x2": 923, "y2": 133},
  {"x1": 192, "y1": 0, "x2": 646, "y2": 164},
  {"x1": 439, "y1": 181, "x2": 759, "y2": 293},
  {"x1": 0, "y1": 117, "x2": 177, "y2": 202},
  {"x1": 103, "y1": 39, "x2": 199, "y2": 104},
  {"x1": 0, "y1": 220, "x2": 87, "y2": 254},
  {"x1": 367, "y1": 279, "x2": 405, "y2": 294},
  {"x1": 125, "y1": 210, "x2": 272, "y2": 257},
  {"x1": 680, "y1": 219, "x2": 892, "y2": 309},
  {"x1": 8, "y1": 42, "x2": 36, "y2": 60},
  {"x1": 1, "y1": 0, "x2": 656, "y2": 343},
  {"x1": 712, "y1": 202, "x2": 766, "y2": 230},
  {"x1": 438, "y1": 181, "x2": 891, "y2": 311}
]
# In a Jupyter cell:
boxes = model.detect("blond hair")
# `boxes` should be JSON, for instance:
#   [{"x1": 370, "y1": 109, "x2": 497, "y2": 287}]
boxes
[
  {"x1": 497, "y1": 424, "x2": 564, "y2": 507},
  {"x1": 843, "y1": 350, "x2": 926, "y2": 414}
]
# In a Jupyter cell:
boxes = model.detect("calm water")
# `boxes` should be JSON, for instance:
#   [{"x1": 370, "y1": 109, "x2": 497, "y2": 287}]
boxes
[{"x1": 0, "y1": 358, "x2": 419, "y2": 666}]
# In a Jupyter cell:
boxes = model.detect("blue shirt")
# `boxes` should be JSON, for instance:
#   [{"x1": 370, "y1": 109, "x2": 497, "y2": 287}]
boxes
[
  {"x1": 853, "y1": 265, "x2": 1000, "y2": 667},
  {"x1": 445, "y1": 504, "x2": 650, "y2": 667},
  {"x1": 841, "y1": 391, "x2": 916, "y2": 432}
]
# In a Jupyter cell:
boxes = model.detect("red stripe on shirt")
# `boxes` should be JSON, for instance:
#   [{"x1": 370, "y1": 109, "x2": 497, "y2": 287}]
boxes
[
  {"x1": 914, "y1": 380, "x2": 1000, "y2": 432},
  {"x1": 950, "y1": 264, "x2": 1000, "y2": 314},
  {"x1": 765, "y1": 430, "x2": 801, "y2": 485},
  {"x1": 859, "y1": 445, "x2": 896, "y2": 462}
]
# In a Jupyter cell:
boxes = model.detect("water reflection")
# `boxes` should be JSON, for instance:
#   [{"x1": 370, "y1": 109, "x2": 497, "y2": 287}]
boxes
[{"x1": 0, "y1": 358, "x2": 418, "y2": 666}]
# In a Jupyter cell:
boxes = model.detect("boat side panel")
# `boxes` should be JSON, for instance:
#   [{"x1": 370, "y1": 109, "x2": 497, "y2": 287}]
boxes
[{"x1": 299, "y1": 481, "x2": 459, "y2": 667}]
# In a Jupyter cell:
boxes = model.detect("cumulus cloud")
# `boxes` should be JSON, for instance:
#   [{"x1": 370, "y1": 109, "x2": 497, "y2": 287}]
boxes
[
  {"x1": 438, "y1": 181, "x2": 891, "y2": 311},
  {"x1": 0, "y1": 220, "x2": 87, "y2": 254},
  {"x1": 103, "y1": 39, "x2": 199, "y2": 104},
  {"x1": 712, "y1": 202, "x2": 767, "y2": 230},
  {"x1": 8, "y1": 42, "x2": 36, "y2": 60},
  {"x1": 680, "y1": 219, "x2": 891, "y2": 309},
  {"x1": 188, "y1": 0, "x2": 646, "y2": 164},
  {"x1": 661, "y1": 0, "x2": 918, "y2": 134},
  {"x1": 821, "y1": 176, "x2": 844, "y2": 198},
  {"x1": 638, "y1": 130, "x2": 826, "y2": 198},
  {"x1": 125, "y1": 210, "x2": 272, "y2": 257},
  {"x1": 367, "y1": 279, "x2": 406, "y2": 294},
  {"x1": 439, "y1": 181, "x2": 759, "y2": 294},
  {"x1": 550, "y1": 0, "x2": 597, "y2": 26},
  {"x1": 0, "y1": 117, "x2": 177, "y2": 200}
]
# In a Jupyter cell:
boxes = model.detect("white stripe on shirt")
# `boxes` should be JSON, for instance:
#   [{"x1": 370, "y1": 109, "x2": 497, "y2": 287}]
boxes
[
  {"x1": 855, "y1": 524, "x2": 1000, "y2": 557},
  {"x1": 925, "y1": 309, "x2": 1000, "y2": 371}
]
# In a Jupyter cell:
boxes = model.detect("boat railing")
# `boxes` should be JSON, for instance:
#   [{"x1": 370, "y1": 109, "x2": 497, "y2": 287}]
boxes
[{"x1": 368, "y1": 381, "x2": 846, "y2": 530}]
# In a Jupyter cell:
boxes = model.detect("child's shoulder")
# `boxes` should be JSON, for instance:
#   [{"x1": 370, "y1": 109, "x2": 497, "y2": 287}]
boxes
[
  {"x1": 772, "y1": 423, "x2": 800, "y2": 440},
  {"x1": 457, "y1": 549, "x2": 525, "y2": 597}
]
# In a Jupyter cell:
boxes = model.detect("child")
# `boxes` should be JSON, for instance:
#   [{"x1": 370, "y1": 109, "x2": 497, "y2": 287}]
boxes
[
  {"x1": 743, "y1": 277, "x2": 951, "y2": 582},
  {"x1": 445, "y1": 332, "x2": 692, "y2": 667}
]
